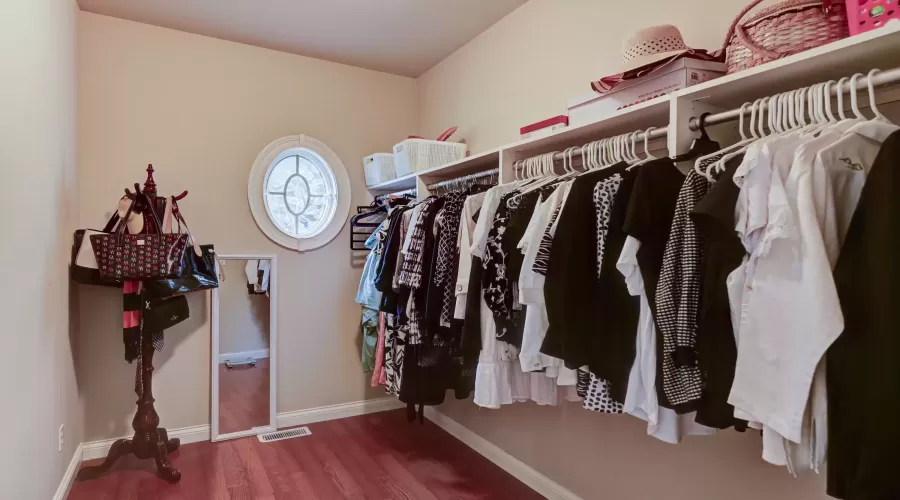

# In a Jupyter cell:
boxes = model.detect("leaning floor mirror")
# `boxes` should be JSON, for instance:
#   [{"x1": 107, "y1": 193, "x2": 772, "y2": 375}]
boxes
[{"x1": 211, "y1": 254, "x2": 277, "y2": 441}]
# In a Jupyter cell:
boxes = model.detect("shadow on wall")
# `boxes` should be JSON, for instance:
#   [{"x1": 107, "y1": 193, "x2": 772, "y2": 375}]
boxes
[
  {"x1": 69, "y1": 278, "x2": 83, "y2": 403},
  {"x1": 75, "y1": 284, "x2": 207, "y2": 440}
]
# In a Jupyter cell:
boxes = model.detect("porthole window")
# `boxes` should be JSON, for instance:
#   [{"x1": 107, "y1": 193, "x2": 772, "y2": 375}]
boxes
[{"x1": 249, "y1": 135, "x2": 351, "y2": 251}]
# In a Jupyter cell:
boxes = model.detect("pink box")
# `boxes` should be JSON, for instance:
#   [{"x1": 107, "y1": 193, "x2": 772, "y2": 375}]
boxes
[
  {"x1": 567, "y1": 59, "x2": 725, "y2": 126},
  {"x1": 520, "y1": 115, "x2": 569, "y2": 140},
  {"x1": 847, "y1": 1, "x2": 900, "y2": 35}
]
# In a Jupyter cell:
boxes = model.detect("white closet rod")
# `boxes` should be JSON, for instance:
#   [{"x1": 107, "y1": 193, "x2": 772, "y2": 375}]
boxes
[
  {"x1": 689, "y1": 66, "x2": 900, "y2": 131},
  {"x1": 516, "y1": 125, "x2": 669, "y2": 167},
  {"x1": 426, "y1": 168, "x2": 499, "y2": 191}
]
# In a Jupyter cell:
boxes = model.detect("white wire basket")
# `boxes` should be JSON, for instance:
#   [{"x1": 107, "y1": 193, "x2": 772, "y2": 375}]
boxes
[
  {"x1": 364, "y1": 153, "x2": 396, "y2": 187},
  {"x1": 393, "y1": 139, "x2": 467, "y2": 176}
]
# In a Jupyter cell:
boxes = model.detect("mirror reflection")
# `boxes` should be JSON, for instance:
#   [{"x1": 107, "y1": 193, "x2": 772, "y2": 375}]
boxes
[{"x1": 218, "y1": 259, "x2": 271, "y2": 435}]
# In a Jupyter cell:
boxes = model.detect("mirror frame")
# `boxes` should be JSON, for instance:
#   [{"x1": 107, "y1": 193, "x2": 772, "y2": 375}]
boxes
[{"x1": 210, "y1": 253, "x2": 278, "y2": 442}]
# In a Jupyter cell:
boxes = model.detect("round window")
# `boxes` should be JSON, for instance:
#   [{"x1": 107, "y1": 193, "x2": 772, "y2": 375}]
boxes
[
  {"x1": 249, "y1": 136, "x2": 351, "y2": 251},
  {"x1": 264, "y1": 149, "x2": 337, "y2": 239}
]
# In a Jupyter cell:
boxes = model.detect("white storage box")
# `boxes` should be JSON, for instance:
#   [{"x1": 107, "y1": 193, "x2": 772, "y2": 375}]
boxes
[
  {"x1": 393, "y1": 139, "x2": 467, "y2": 176},
  {"x1": 364, "y1": 153, "x2": 396, "y2": 187},
  {"x1": 568, "y1": 59, "x2": 726, "y2": 126}
]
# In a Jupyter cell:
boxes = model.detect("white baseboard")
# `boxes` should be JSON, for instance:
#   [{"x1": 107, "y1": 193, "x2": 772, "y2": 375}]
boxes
[
  {"x1": 424, "y1": 407, "x2": 583, "y2": 500},
  {"x1": 276, "y1": 397, "x2": 404, "y2": 429},
  {"x1": 219, "y1": 349, "x2": 270, "y2": 364},
  {"x1": 81, "y1": 424, "x2": 211, "y2": 461},
  {"x1": 52, "y1": 443, "x2": 83, "y2": 500}
]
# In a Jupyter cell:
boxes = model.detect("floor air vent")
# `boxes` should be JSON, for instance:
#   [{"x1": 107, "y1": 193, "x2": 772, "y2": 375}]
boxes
[{"x1": 257, "y1": 426, "x2": 312, "y2": 443}]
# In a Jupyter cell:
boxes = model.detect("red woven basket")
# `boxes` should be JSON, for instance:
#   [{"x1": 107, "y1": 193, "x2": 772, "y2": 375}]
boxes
[{"x1": 724, "y1": 0, "x2": 850, "y2": 74}]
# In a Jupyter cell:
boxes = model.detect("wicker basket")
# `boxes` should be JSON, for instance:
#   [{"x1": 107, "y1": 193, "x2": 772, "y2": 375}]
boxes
[{"x1": 724, "y1": 0, "x2": 849, "y2": 74}]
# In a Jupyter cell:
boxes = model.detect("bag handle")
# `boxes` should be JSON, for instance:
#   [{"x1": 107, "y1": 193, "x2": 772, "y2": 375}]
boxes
[
  {"x1": 722, "y1": 0, "x2": 827, "y2": 61},
  {"x1": 144, "y1": 195, "x2": 165, "y2": 234},
  {"x1": 100, "y1": 195, "x2": 140, "y2": 233},
  {"x1": 171, "y1": 198, "x2": 202, "y2": 255},
  {"x1": 101, "y1": 213, "x2": 121, "y2": 233},
  {"x1": 163, "y1": 196, "x2": 175, "y2": 234},
  {"x1": 116, "y1": 193, "x2": 164, "y2": 241}
]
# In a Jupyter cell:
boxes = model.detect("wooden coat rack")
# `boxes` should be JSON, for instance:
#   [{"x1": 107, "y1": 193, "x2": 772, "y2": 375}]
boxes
[{"x1": 77, "y1": 165, "x2": 189, "y2": 484}]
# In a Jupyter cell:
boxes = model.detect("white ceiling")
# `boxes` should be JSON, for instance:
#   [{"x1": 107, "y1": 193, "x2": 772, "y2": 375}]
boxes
[{"x1": 77, "y1": 0, "x2": 527, "y2": 77}]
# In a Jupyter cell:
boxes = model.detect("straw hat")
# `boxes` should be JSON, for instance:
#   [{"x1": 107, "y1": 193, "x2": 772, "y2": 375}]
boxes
[{"x1": 619, "y1": 25, "x2": 693, "y2": 73}]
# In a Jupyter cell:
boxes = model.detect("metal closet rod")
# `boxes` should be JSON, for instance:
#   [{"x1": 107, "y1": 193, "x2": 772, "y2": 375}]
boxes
[
  {"x1": 516, "y1": 125, "x2": 670, "y2": 167},
  {"x1": 689, "y1": 66, "x2": 900, "y2": 131},
  {"x1": 426, "y1": 168, "x2": 499, "y2": 190}
]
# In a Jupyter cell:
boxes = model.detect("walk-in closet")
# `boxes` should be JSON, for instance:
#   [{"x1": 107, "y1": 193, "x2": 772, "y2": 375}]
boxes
[{"x1": 6, "y1": 1, "x2": 900, "y2": 499}]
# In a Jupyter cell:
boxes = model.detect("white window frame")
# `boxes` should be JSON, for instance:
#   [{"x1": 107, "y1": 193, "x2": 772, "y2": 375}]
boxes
[{"x1": 248, "y1": 135, "x2": 351, "y2": 251}]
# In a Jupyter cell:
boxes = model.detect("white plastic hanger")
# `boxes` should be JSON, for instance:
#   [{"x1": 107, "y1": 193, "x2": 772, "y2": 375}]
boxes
[
  {"x1": 595, "y1": 138, "x2": 607, "y2": 169},
  {"x1": 866, "y1": 68, "x2": 887, "y2": 121},
  {"x1": 829, "y1": 68, "x2": 898, "y2": 145},
  {"x1": 626, "y1": 133, "x2": 639, "y2": 163},
  {"x1": 605, "y1": 137, "x2": 616, "y2": 167},
  {"x1": 626, "y1": 131, "x2": 648, "y2": 169},
  {"x1": 559, "y1": 147, "x2": 571, "y2": 175},
  {"x1": 701, "y1": 100, "x2": 765, "y2": 180},
  {"x1": 821, "y1": 73, "x2": 868, "y2": 135},
  {"x1": 643, "y1": 127, "x2": 659, "y2": 161},
  {"x1": 598, "y1": 138, "x2": 609, "y2": 168},
  {"x1": 835, "y1": 76, "x2": 849, "y2": 121},
  {"x1": 823, "y1": 80, "x2": 838, "y2": 123},
  {"x1": 697, "y1": 102, "x2": 752, "y2": 180},
  {"x1": 507, "y1": 150, "x2": 563, "y2": 206},
  {"x1": 849, "y1": 72, "x2": 865, "y2": 120}
]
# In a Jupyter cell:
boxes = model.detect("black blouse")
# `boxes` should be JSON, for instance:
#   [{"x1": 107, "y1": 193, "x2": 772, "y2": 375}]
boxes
[
  {"x1": 375, "y1": 207, "x2": 412, "y2": 314},
  {"x1": 620, "y1": 158, "x2": 685, "y2": 408},
  {"x1": 690, "y1": 156, "x2": 746, "y2": 430},
  {"x1": 827, "y1": 130, "x2": 900, "y2": 500}
]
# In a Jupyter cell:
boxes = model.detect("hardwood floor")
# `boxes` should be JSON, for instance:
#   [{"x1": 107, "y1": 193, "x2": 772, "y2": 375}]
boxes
[
  {"x1": 68, "y1": 409, "x2": 545, "y2": 500},
  {"x1": 219, "y1": 359, "x2": 271, "y2": 435}
]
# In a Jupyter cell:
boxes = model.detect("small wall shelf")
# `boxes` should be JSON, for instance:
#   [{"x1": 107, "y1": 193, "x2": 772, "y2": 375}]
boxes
[{"x1": 366, "y1": 172, "x2": 417, "y2": 193}]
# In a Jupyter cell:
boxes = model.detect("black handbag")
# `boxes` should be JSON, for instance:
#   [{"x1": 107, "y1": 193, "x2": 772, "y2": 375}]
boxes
[
  {"x1": 143, "y1": 198, "x2": 219, "y2": 299},
  {"x1": 142, "y1": 295, "x2": 190, "y2": 332}
]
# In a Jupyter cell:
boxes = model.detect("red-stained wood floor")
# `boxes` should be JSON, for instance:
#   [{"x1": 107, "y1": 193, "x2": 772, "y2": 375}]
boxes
[
  {"x1": 68, "y1": 409, "x2": 545, "y2": 500},
  {"x1": 219, "y1": 359, "x2": 271, "y2": 435}
]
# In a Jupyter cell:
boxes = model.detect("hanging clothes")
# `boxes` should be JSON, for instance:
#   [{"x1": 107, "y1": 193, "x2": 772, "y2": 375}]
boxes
[
  {"x1": 617, "y1": 235, "x2": 715, "y2": 443},
  {"x1": 827, "y1": 129, "x2": 900, "y2": 500},
  {"x1": 518, "y1": 182, "x2": 574, "y2": 379},
  {"x1": 356, "y1": 219, "x2": 389, "y2": 310},
  {"x1": 374, "y1": 205, "x2": 411, "y2": 312},
  {"x1": 543, "y1": 161, "x2": 641, "y2": 403},
  {"x1": 655, "y1": 170, "x2": 711, "y2": 412},
  {"x1": 482, "y1": 190, "x2": 540, "y2": 347},
  {"x1": 360, "y1": 307, "x2": 379, "y2": 373},
  {"x1": 371, "y1": 311, "x2": 388, "y2": 387},
  {"x1": 245, "y1": 259, "x2": 270, "y2": 295},
  {"x1": 123, "y1": 280, "x2": 142, "y2": 363},
  {"x1": 689, "y1": 155, "x2": 747, "y2": 430}
]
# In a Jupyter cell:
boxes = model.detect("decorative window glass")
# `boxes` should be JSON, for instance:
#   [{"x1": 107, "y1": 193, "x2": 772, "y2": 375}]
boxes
[
  {"x1": 249, "y1": 136, "x2": 351, "y2": 251},
  {"x1": 264, "y1": 149, "x2": 337, "y2": 239}
]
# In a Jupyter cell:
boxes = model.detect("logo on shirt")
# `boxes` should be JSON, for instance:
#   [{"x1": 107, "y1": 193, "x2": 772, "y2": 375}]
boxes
[{"x1": 839, "y1": 157, "x2": 863, "y2": 171}]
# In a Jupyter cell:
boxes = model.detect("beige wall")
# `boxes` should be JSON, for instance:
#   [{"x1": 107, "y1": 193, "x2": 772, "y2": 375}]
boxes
[
  {"x1": 418, "y1": 0, "x2": 753, "y2": 154},
  {"x1": 438, "y1": 401, "x2": 828, "y2": 500},
  {"x1": 0, "y1": 0, "x2": 83, "y2": 498},
  {"x1": 77, "y1": 12, "x2": 418, "y2": 442},
  {"x1": 418, "y1": 1, "x2": 829, "y2": 499},
  {"x1": 219, "y1": 260, "x2": 270, "y2": 357}
]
